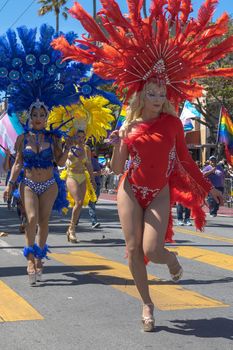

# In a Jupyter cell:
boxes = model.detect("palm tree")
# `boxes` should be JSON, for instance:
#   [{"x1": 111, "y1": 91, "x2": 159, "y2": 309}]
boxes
[
  {"x1": 93, "y1": 0, "x2": 97, "y2": 19},
  {"x1": 143, "y1": 0, "x2": 147, "y2": 18},
  {"x1": 37, "y1": 0, "x2": 69, "y2": 32}
]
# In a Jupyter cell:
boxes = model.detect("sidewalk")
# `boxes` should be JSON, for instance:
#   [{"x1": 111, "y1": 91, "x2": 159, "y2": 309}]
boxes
[{"x1": 100, "y1": 192, "x2": 233, "y2": 217}]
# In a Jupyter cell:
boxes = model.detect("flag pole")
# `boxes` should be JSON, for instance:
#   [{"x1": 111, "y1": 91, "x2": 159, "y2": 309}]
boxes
[
  {"x1": 0, "y1": 144, "x2": 7, "y2": 152},
  {"x1": 216, "y1": 105, "x2": 223, "y2": 146},
  {"x1": 0, "y1": 144, "x2": 15, "y2": 159}
]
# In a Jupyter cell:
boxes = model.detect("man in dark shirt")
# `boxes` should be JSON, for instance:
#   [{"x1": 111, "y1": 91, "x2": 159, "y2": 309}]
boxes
[{"x1": 202, "y1": 156, "x2": 225, "y2": 217}]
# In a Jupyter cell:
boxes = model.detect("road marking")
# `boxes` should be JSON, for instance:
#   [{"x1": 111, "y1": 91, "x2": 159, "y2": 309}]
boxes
[
  {"x1": 51, "y1": 251, "x2": 228, "y2": 311},
  {"x1": 0, "y1": 238, "x2": 21, "y2": 256},
  {"x1": 174, "y1": 227, "x2": 233, "y2": 244},
  {"x1": 169, "y1": 246, "x2": 233, "y2": 271},
  {"x1": 0, "y1": 280, "x2": 43, "y2": 322}
]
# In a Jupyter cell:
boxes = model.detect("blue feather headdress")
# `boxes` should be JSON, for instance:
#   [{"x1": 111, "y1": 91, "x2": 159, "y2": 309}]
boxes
[
  {"x1": 0, "y1": 24, "x2": 121, "y2": 117},
  {"x1": 0, "y1": 24, "x2": 89, "y2": 114}
]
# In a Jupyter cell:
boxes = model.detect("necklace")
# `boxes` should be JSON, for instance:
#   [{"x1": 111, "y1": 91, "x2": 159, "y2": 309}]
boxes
[{"x1": 29, "y1": 129, "x2": 46, "y2": 150}]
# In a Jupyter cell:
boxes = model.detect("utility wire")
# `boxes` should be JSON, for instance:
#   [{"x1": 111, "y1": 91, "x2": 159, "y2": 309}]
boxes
[
  {"x1": 10, "y1": 0, "x2": 36, "y2": 29},
  {"x1": 0, "y1": 0, "x2": 10, "y2": 14}
]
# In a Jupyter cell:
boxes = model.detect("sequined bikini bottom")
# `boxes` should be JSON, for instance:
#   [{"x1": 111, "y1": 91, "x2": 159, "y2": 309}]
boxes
[{"x1": 22, "y1": 177, "x2": 56, "y2": 196}]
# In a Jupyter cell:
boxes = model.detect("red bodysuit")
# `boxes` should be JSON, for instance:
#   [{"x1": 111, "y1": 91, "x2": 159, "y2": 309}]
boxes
[{"x1": 123, "y1": 113, "x2": 212, "y2": 242}]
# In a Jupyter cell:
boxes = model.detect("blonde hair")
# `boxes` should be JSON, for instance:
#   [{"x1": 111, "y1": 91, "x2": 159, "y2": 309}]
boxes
[{"x1": 120, "y1": 80, "x2": 177, "y2": 137}]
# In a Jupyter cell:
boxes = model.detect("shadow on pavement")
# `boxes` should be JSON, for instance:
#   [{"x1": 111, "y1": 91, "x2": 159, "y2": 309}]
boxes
[
  {"x1": 166, "y1": 243, "x2": 233, "y2": 247},
  {"x1": 39, "y1": 270, "x2": 160, "y2": 287},
  {"x1": 1, "y1": 264, "x2": 233, "y2": 288},
  {"x1": 0, "y1": 238, "x2": 126, "y2": 251},
  {"x1": 205, "y1": 223, "x2": 233, "y2": 228},
  {"x1": 0, "y1": 264, "x2": 111, "y2": 278},
  {"x1": 156, "y1": 317, "x2": 233, "y2": 339},
  {"x1": 154, "y1": 276, "x2": 233, "y2": 286}
]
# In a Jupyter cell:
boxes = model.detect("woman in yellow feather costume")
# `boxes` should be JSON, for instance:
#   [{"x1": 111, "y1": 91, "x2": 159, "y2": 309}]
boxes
[{"x1": 47, "y1": 96, "x2": 115, "y2": 243}]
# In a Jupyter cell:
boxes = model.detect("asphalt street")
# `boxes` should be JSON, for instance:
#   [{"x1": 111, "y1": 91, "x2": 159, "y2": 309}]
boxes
[{"x1": 0, "y1": 194, "x2": 233, "y2": 350}]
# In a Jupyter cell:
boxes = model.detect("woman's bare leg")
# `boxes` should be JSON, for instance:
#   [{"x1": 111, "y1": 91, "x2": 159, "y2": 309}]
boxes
[
  {"x1": 20, "y1": 185, "x2": 39, "y2": 272},
  {"x1": 37, "y1": 182, "x2": 58, "y2": 247},
  {"x1": 35, "y1": 183, "x2": 58, "y2": 269},
  {"x1": 66, "y1": 177, "x2": 86, "y2": 229},
  {"x1": 117, "y1": 178, "x2": 152, "y2": 306},
  {"x1": 143, "y1": 184, "x2": 181, "y2": 274}
]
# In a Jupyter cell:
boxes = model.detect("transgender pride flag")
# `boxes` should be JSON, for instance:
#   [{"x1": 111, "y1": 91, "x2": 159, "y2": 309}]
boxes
[
  {"x1": 0, "y1": 111, "x2": 24, "y2": 172},
  {"x1": 180, "y1": 100, "x2": 202, "y2": 131}
]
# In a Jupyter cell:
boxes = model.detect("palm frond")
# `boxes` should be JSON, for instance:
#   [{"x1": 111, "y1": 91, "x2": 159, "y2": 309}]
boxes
[{"x1": 38, "y1": 5, "x2": 53, "y2": 16}]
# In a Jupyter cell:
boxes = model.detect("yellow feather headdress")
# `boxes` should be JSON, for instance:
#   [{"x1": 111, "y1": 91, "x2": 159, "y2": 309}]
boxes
[{"x1": 47, "y1": 96, "x2": 115, "y2": 141}]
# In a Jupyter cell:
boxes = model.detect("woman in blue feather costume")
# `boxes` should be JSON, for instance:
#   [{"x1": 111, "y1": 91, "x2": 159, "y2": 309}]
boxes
[
  {"x1": 4, "y1": 104, "x2": 73, "y2": 285},
  {"x1": 0, "y1": 24, "x2": 121, "y2": 286},
  {"x1": 0, "y1": 24, "x2": 80, "y2": 286}
]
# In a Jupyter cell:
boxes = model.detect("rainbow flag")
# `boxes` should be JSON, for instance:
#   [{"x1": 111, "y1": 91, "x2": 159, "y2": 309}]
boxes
[
  {"x1": 0, "y1": 111, "x2": 24, "y2": 172},
  {"x1": 218, "y1": 106, "x2": 233, "y2": 166},
  {"x1": 115, "y1": 104, "x2": 127, "y2": 130}
]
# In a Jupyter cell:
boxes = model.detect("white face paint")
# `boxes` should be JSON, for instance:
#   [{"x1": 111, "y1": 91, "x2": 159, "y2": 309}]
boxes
[{"x1": 144, "y1": 84, "x2": 167, "y2": 116}]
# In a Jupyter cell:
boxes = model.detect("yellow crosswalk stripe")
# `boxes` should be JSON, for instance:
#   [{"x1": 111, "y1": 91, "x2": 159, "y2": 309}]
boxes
[
  {"x1": 0, "y1": 280, "x2": 43, "y2": 322},
  {"x1": 169, "y1": 246, "x2": 233, "y2": 271},
  {"x1": 51, "y1": 251, "x2": 228, "y2": 311},
  {"x1": 174, "y1": 227, "x2": 233, "y2": 244}
]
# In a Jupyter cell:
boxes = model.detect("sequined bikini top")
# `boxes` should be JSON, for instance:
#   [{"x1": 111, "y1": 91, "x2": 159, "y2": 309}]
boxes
[{"x1": 23, "y1": 130, "x2": 54, "y2": 169}]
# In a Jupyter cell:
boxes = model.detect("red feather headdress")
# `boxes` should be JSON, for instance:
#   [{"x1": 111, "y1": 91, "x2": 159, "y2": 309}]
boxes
[{"x1": 52, "y1": 0, "x2": 233, "y2": 105}]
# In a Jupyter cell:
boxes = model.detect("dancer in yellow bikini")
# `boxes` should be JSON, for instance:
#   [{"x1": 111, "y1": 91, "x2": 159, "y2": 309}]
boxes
[
  {"x1": 48, "y1": 96, "x2": 116, "y2": 243},
  {"x1": 65, "y1": 129, "x2": 96, "y2": 243}
]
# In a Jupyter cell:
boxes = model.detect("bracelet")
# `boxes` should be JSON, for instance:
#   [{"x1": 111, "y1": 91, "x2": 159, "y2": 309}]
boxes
[{"x1": 8, "y1": 180, "x2": 15, "y2": 186}]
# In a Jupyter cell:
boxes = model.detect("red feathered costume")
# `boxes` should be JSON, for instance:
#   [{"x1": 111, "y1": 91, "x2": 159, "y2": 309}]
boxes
[{"x1": 123, "y1": 113, "x2": 212, "y2": 243}]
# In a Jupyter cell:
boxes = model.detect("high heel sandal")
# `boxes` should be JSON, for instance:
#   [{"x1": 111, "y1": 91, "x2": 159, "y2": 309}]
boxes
[
  {"x1": 170, "y1": 266, "x2": 183, "y2": 282},
  {"x1": 169, "y1": 252, "x2": 183, "y2": 283},
  {"x1": 19, "y1": 223, "x2": 25, "y2": 233},
  {"x1": 24, "y1": 246, "x2": 37, "y2": 286},
  {"x1": 66, "y1": 225, "x2": 78, "y2": 243},
  {"x1": 19, "y1": 216, "x2": 27, "y2": 233},
  {"x1": 27, "y1": 269, "x2": 37, "y2": 286},
  {"x1": 35, "y1": 259, "x2": 44, "y2": 282},
  {"x1": 142, "y1": 303, "x2": 155, "y2": 332},
  {"x1": 26, "y1": 261, "x2": 36, "y2": 286}
]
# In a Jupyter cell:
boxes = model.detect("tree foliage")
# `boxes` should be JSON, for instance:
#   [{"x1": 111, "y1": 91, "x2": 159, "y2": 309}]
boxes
[
  {"x1": 191, "y1": 17, "x2": 233, "y2": 143},
  {"x1": 37, "y1": 0, "x2": 69, "y2": 32}
]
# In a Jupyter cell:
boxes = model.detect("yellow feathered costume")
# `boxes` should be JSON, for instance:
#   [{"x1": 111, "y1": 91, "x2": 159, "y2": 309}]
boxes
[{"x1": 47, "y1": 96, "x2": 115, "y2": 208}]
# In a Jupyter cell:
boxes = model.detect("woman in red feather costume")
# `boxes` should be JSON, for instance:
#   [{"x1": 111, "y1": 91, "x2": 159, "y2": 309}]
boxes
[
  {"x1": 109, "y1": 79, "x2": 222, "y2": 331},
  {"x1": 52, "y1": 0, "x2": 233, "y2": 332}
]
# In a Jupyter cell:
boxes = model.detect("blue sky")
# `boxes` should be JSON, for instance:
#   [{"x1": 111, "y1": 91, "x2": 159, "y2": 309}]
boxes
[{"x1": 0, "y1": 0, "x2": 232, "y2": 36}]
